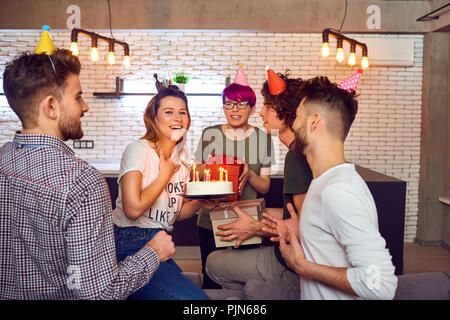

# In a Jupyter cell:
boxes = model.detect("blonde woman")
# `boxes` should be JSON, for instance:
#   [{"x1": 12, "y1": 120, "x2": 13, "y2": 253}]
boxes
[{"x1": 113, "y1": 86, "x2": 214, "y2": 300}]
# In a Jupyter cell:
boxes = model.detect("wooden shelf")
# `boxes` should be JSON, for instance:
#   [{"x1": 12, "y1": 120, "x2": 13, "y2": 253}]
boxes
[
  {"x1": 439, "y1": 196, "x2": 450, "y2": 206},
  {"x1": 0, "y1": 91, "x2": 220, "y2": 98},
  {"x1": 2, "y1": 92, "x2": 221, "y2": 97},
  {"x1": 93, "y1": 76, "x2": 222, "y2": 98}
]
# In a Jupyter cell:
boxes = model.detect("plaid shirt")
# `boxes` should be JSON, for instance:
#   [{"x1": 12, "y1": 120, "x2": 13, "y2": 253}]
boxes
[{"x1": 0, "y1": 132, "x2": 159, "y2": 300}]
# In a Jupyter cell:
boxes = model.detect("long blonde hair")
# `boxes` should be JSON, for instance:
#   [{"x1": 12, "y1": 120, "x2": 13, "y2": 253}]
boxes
[{"x1": 142, "y1": 86, "x2": 192, "y2": 167}]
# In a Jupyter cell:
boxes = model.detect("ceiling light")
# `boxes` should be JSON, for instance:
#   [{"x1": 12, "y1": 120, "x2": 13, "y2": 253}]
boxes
[
  {"x1": 70, "y1": 28, "x2": 131, "y2": 67},
  {"x1": 321, "y1": 28, "x2": 369, "y2": 69}
]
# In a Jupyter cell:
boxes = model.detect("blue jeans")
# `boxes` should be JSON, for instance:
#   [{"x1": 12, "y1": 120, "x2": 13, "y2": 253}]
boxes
[{"x1": 114, "y1": 225, "x2": 210, "y2": 300}]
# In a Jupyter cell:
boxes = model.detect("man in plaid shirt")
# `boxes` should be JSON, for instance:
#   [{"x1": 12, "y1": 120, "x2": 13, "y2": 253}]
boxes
[{"x1": 0, "y1": 49, "x2": 175, "y2": 299}]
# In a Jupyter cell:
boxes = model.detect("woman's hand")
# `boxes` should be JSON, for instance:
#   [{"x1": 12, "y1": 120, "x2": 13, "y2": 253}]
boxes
[
  {"x1": 198, "y1": 199, "x2": 219, "y2": 210},
  {"x1": 238, "y1": 159, "x2": 270, "y2": 195},
  {"x1": 158, "y1": 148, "x2": 180, "y2": 182},
  {"x1": 176, "y1": 199, "x2": 218, "y2": 222},
  {"x1": 238, "y1": 159, "x2": 250, "y2": 195}
]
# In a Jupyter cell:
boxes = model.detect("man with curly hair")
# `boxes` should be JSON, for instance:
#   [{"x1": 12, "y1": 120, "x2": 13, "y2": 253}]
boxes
[{"x1": 205, "y1": 72, "x2": 312, "y2": 296}]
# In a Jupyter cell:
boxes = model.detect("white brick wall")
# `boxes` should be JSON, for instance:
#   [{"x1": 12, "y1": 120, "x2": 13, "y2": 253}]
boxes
[{"x1": 0, "y1": 30, "x2": 423, "y2": 242}]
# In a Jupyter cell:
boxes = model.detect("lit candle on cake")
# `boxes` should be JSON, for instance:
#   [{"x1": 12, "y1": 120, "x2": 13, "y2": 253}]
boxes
[
  {"x1": 192, "y1": 163, "x2": 196, "y2": 181},
  {"x1": 219, "y1": 167, "x2": 223, "y2": 181},
  {"x1": 224, "y1": 169, "x2": 228, "y2": 181},
  {"x1": 204, "y1": 169, "x2": 210, "y2": 182},
  {"x1": 196, "y1": 171, "x2": 199, "y2": 182}
]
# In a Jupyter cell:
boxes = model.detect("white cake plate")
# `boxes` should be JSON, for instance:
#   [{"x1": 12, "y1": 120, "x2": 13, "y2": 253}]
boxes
[{"x1": 180, "y1": 193, "x2": 235, "y2": 200}]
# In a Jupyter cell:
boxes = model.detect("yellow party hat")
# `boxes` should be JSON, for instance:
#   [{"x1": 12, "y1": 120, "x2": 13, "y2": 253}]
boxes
[{"x1": 36, "y1": 25, "x2": 56, "y2": 54}]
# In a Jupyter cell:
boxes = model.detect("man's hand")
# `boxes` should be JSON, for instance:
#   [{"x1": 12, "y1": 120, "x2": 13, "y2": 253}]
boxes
[
  {"x1": 146, "y1": 230, "x2": 175, "y2": 262},
  {"x1": 262, "y1": 202, "x2": 299, "y2": 242},
  {"x1": 279, "y1": 228, "x2": 308, "y2": 275},
  {"x1": 215, "y1": 205, "x2": 258, "y2": 248},
  {"x1": 279, "y1": 229, "x2": 357, "y2": 296}
]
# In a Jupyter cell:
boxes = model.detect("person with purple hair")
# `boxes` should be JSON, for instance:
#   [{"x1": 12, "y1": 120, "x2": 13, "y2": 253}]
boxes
[{"x1": 194, "y1": 65, "x2": 275, "y2": 289}]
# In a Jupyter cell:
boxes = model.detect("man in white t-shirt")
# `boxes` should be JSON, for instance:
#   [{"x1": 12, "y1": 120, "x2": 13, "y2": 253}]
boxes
[{"x1": 275, "y1": 76, "x2": 398, "y2": 300}]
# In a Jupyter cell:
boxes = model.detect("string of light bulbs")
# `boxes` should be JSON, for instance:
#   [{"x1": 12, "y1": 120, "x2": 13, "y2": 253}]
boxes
[
  {"x1": 69, "y1": 28, "x2": 131, "y2": 67},
  {"x1": 321, "y1": 28, "x2": 369, "y2": 69}
]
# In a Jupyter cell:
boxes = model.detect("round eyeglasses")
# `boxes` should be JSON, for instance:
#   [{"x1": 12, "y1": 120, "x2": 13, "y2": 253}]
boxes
[{"x1": 223, "y1": 101, "x2": 249, "y2": 110}]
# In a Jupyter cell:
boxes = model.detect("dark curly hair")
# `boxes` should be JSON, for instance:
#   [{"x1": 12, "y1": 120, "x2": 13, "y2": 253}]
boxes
[
  {"x1": 3, "y1": 49, "x2": 81, "y2": 128},
  {"x1": 260, "y1": 71, "x2": 305, "y2": 129},
  {"x1": 301, "y1": 76, "x2": 358, "y2": 141}
]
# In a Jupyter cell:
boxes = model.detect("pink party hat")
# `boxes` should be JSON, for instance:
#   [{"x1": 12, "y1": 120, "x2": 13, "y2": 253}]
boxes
[
  {"x1": 337, "y1": 68, "x2": 363, "y2": 92},
  {"x1": 233, "y1": 63, "x2": 249, "y2": 86}
]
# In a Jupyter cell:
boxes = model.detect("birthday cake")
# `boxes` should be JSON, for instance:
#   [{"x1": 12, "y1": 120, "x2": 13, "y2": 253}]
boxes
[
  {"x1": 185, "y1": 180, "x2": 233, "y2": 196},
  {"x1": 185, "y1": 163, "x2": 234, "y2": 196}
]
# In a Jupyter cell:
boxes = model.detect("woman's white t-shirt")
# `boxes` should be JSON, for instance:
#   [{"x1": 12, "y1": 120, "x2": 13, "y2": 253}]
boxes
[{"x1": 112, "y1": 139, "x2": 190, "y2": 231}]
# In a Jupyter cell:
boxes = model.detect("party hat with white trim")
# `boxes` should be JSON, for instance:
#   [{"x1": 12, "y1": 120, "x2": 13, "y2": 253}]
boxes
[
  {"x1": 265, "y1": 66, "x2": 286, "y2": 95},
  {"x1": 36, "y1": 25, "x2": 56, "y2": 54}
]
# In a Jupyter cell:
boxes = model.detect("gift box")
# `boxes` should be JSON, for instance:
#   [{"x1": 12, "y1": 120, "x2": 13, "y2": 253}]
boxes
[
  {"x1": 206, "y1": 154, "x2": 244, "y2": 202},
  {"x1": 210, "y1": 198, "x2": 265, "y2": 248}
]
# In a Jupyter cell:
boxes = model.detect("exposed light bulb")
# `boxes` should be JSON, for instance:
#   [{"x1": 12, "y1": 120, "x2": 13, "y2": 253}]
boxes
[
  {"x1": 348, "y1": 52, "x2": 356, "y2": 66},
  {"x1": 108, "y1": 51, "x2": 115, "y2": 65},
  {"x1": 321, "y1": 42, "x2": 329, "y2": 58},
  {"x1": 70, "y1": 42, "x2": 79, "y2": 56},
  {"x1": 90, "y1": 47, "x2": 99, "y2": 62},
  {"x1": 123, "y1": 55, "x2": 131, "y2": 68},
  {"x1": 336, "y1": 47, "x2": 345, "y2": 63},
  {"x1": 361, "y1": 56, "x2": 369, "y2": 69}
]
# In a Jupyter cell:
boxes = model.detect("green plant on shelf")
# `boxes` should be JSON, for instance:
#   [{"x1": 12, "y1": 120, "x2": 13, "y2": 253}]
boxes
[{"x1": 173, "y1": 73, "x2": 190, "y2": 84}]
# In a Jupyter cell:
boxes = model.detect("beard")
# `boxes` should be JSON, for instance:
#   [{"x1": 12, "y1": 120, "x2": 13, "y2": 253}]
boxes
[
  {"x1": 293, "y1": 122, "x2": 309, "y2": 155},
  {"x1": 58, "y1": 116, "x2": 84, "y2": 141}
]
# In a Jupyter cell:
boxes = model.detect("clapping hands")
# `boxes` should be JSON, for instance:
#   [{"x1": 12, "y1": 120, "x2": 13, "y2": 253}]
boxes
[
  {"x1": 262, "y1": 202, "x2": 300, "y2": 243},
  {"x1": 262, "y1": 202, "x2": 307, "y2": 275}
]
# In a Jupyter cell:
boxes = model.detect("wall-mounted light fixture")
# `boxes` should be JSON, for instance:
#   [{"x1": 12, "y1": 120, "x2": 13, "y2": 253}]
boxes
[
  {"x1": 70, "y1": 28, "x2": 130, "y2": 68},
  {"x1": 321, "y1": 28, "x2": 369, "y2": 69}
]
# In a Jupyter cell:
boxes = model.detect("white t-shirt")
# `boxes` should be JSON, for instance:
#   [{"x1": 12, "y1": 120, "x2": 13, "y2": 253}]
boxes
[
  {"x1": 112, "y1": 140, "x2": 190, "y2": 231},
  {"x1": 299, "y1": 163, "x2": 398, "y2": 300}
]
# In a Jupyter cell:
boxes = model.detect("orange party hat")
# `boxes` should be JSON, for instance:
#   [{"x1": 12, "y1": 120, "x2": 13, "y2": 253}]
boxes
[{"x1": 265, "y1": 66, "x2": 286, "y2": 95}]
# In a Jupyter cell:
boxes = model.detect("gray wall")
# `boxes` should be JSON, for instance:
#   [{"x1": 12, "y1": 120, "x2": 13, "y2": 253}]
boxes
[
  {"x1": 0, "y1": 0, "x2": 431, "y2": 33},
  {"x1": 442, "y1": 32, "x2": 450, "y2": 249},
  {"x1": 417, "y1": 32, "x2": 450, "y2": 247}
]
